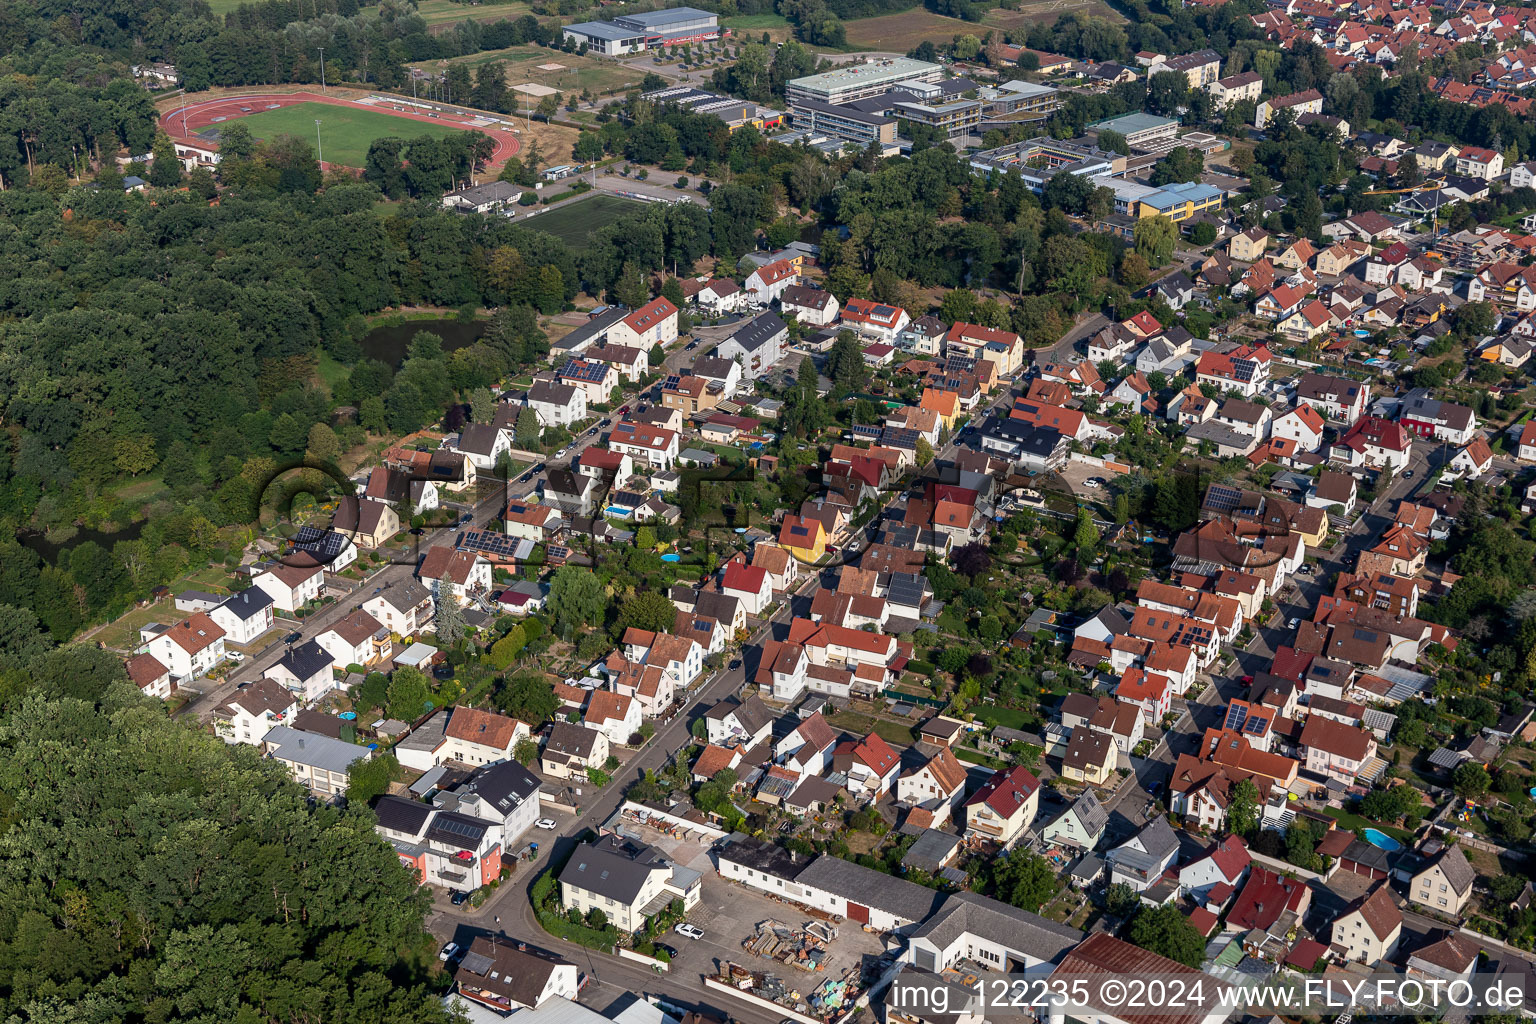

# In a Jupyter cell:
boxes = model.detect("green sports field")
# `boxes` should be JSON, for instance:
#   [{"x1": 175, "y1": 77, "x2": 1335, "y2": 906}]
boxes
[
  {"x1": 520, "y1": 194, "x2": 647, "y2": 248},
  {"x1": 219, "y1": 101, "x2": 471, "y2": 168}
]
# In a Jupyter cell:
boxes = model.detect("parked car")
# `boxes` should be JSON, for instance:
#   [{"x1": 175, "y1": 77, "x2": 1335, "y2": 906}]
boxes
[
  {"x1": 439, "y1": 942, "x2": 460, "y2": 961},
  {"x1": 450, "y1": 890, "x2": 471, "y2": 906},
  {"x1": 1288, "y1": 617, "x2": 1300, "y2": 628},
  {"x1": 674, "y1": 923, "x2": 704, "y2": 940},
  {"x1": 284, "y1": 631, "x2": 302, "y2": 645},
  {"x1": 227, "y1": 650, "x2": 245, "y2": 663},
  {"x1": 656, "y1": 943, "x2": 679, "y2": 959},
  {"x1": 536, "y1": 818, "x2": 558, "y2": 830}
]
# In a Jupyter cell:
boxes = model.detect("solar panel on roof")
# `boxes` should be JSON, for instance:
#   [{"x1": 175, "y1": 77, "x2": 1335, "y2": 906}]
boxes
[{"x1": 1225, "y1": 704, "x2": 1249, "y2": 732}]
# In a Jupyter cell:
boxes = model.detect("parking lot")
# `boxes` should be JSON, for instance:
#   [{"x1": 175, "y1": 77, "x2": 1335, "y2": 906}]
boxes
[
  {"x1": 1055, "y1": 459, "x2": 1122, "y2": 502},
  {"x1": 618, "y1": 821, "x2": 890, "y2": 983}
]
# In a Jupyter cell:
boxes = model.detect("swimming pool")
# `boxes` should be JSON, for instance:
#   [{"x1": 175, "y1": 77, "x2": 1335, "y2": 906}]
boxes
[
  {"x1": 1361, "y1": 827, "x2": 1401, "y2": 851},
  {"x1": 660, "y1": 553, "x2": 681, "y2": 563}
]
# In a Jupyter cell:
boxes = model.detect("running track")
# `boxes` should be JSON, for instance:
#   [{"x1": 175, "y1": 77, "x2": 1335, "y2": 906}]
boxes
[{"x1": 159, "y1": 91, "x2": 521, "y2": 170}]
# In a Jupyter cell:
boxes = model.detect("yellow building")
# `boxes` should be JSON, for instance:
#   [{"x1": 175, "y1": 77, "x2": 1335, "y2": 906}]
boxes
[
  {"x1": 1136, "y1": 181, "x2": 1225, "y2": 223},
  {"x1": 778, "y1": 514, "x2": 828, "y2": 563}
]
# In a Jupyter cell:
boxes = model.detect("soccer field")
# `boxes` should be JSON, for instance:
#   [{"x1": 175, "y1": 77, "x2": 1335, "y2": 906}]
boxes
[
  {"x1": 218, "y1": 101, "x2": 471, "y2": 168},
  {"x1": 520, "y1": 194, "x2": 647, "y2": 248}
]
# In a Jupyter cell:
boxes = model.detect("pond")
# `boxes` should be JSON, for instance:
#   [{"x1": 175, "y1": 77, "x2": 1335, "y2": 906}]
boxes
[
  {"x1": 358, "y1": 318, "x2": 486, "y2": 367},
  {"x1": 19, "y1": 519, "x2": 148, "y2": 564}
]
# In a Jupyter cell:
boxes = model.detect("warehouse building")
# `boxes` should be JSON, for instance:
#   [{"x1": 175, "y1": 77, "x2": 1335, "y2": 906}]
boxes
[{"x1": 563, "y1": 7, "x2": 719, "y2": 56}]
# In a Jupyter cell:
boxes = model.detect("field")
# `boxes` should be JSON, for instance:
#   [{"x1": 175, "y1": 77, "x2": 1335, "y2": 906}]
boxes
[
  {"x1": 723, "y1": 13, "x2": 796, "y2": 41},
  {"x1": 519, "y1": 193, "x2": 648, "y2": 247},
  {"x1": 409, "y1": 44, "x2": 646, "y2": 97},
  {"x1": 839, "y1": 0, "x2": 1121, "y2": 50},
  {"x1": 415, "y1": 0, "x2": 533, "y2": 27},
  {"x1": 218, "y1": 101, "x2": 471, "y2": 167}
]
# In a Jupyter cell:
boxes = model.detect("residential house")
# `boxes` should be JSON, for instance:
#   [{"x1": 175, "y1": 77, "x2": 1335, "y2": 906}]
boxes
[
  {"x1": 1062, "y1": 728, "x2": 1118, "y2": 785},
  {"x1": 558, "y1": 835, "x2": 701, "y2": 932},
  {"x1": 1409, "y1": 843, "x2": 1475, "y2": 916},
  {"x1": 265, "y1": 639, "x2": 336, "y2": 703},
  {"x1": 314, "y1": 610, "x2": 391, "y2": 669},
  {"x1": 452, "y1": 424, "x2": 511, "y2": 472},
  {"x1": 587, "y1": 343, "x2": 649, "y2": 384},
  {"x1": 1271, "y1": 405, "x2": 1327, "y2": 453},
  {"x1": 1446, "y1": 437, "x2": 1494, "y2": 480},
  {"x1": 1332, "y1": 885, "x2": 1402, "y2": 965},
  {"x1": 1229, "y1": 227, "x2": 1271, "y2": 262},
  {"x1": 1107, "y1": 818, "x2": 1180, "y2": 892},
  {"x1": 779, "y1": 514, "x2": 830, "y2": 564},
  {"x1": 961, "y1": 765, "x2": 1041, "y2": 847},
  {"x1": 558, "y1": 357, "x2": 620, "y2": 405},
  {"x1": 1300, "y1": 716, "x2": 1378, "y2": 784},
  {"x1": 449, "y1": 939, "x2": 579, "y2": 1015},
  {"x1": 1179, "y1": 834, "x2": 1250, "y2": 902},
  {"x1": 144, "y1": 612, "x2": 227, "y2": 683},
  {"x1": 212, "y1": 678, "x2": 299, "y2": 746},
  {"x1": 209, "y1": 588, "x2": 275, "y2": 646},
  {"x1": 585, "y1": 690, "x2": 641, "y2": 746},
  {"x1": 251, "y1": 562, "x2": 324, "y2": 613},
  {"x1": 1332, "y1": 416, "x2": 1410, "y2": 473},
  {"x1": 362, "y1": 580, "x2": 435, "y2": 638},
  {"x1": 705, "y1": 695, "x2": 775, "y2": 747},
  {"x1": 841, "y1": 298, "x2": 911, "y2": 344},
  {"x1": 525, "y1": 380, "x2": 589, "y2": 428},
  {"x1": 125, "y1": 652, "x2": 173, "y2": 699},
  {"x1": 417, "y1": 548, "x2": 492, "y2": 607},
  {"x1": 1455, "y1": 145, "x2": 1504, "y2": 180},
  {"x1": 780, "y1": 284, "x2": 840, "y2": 326},
  {"x1": 608, "y1": 297, "x2": 679, "y2": 350},
  {"x1": 1041, "y1": 790, "x2": 1109, "y2": 851},
  {"x1": 896, "y1": 747, "x2": 970, "y2": 826},
  {"x1": 261, "y1": 724, "x2": 371, "y2": 798},
  {"x1": 714, "y1": 311, "x2": 788, "y2": 374},
  {"x1": 744, "y1": 259, "x2": 797, "y2": 304},
  {"x1": 698, "y1": 278, "x2": 745, "y2": 313},
  {"x1": 722, "y1": 560, "x2": 774, "y2": 615},
  {"x1": 1295, "y1": 372, "x2": 1369, "y2": 424},
  {"x1": 1195, "y1": 344, "x2": 1271, "y2": 398},
  {"x1": 441, "y1": 706, "x2": 531, "y2": 766},
  {"x1": 542, "y1": 721, "x2": 610, "y2": 779},
  {"x1": 833, "y1": 732, "x2": 902, "y2": 801},
  {"x1": 1399, "y1": 395, "x2": 1477, "y2": 444}
]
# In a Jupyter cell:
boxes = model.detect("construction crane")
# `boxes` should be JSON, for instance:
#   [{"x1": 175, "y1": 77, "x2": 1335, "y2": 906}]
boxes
[
  {"x1": 1361, "y1": 177, "x2": 1446, "y2": 195},
  {"x1": 1359, "y1": 178, "x2": 1449, "y2": 239}
]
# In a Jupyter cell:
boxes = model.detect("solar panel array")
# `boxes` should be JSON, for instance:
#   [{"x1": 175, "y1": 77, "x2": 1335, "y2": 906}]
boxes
[
  {"x1": 1224, "y1": 703, "x2": 1249, "y2": 733},
  {"x1": 560, "y1": 359, "x2": 611, "y2": 384},
  {"x1": 460, "y1": 530, "x2": 526, "y2": 559},
  {"x1": 1203, "y1": 484, "x2": 1243, "y2": 514}
]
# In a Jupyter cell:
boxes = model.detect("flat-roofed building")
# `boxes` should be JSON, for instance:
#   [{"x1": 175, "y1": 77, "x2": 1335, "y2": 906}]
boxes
[
  {"x1": 563, "y1": 6, "x2": 719, "y2": 55},
  {"x1": 786, "y1": 57, "x2": 941, "y2": 106}
]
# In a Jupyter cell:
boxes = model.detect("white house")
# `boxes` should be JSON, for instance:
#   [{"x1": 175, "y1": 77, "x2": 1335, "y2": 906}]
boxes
[
  {"x1": 265, "y1": 639, "x2": 337, "y2": 703},
  {"x1": 144, "y1": 612, "x2": 227, "y2": 683},
  {"x1": 1106, "y1": 818, "x2": 1180, "y2": 892},
  {"x1": 584, "y1": 690, "x2": 641, "y2": 746},
  {"x1": 705, "y1": 695, "x2": 775, "y2": 747},
  {"x1": 209, "y1": 588, "x2": 275, "y2": 646},
  {"x1": 895, "y1": 747, "x2": 969, "y2": 826},
  {"x1": 524, "y1": 380, "x2": 589, "y2": 429},
  {"x1": 609, "y1": 423, "x2": 679, "y2": 471},
  {"x1": 439, "y1": 706, "x2": 531, "y2": 766},
  {"x1": 362, "y1": 580, "x2": 435, "y2": 638},
  {"x1": 313, "y1": 609, "x2": 391, "y2": 670},
  {"x1": 744, "y1": 259, "x2": 798, "y2": 305},
  {"x1": 961, "y1": 765, "x2": 1040, "y2": 847},
  {"x1": 1271, "y1": 404, "x2": 1327, "y2": 453},
  {"x1": 251, "y1": 563, "x2": 324, "y2": 614},
  {"x1": 780, "y1": 284, "x2": 840, "y2": 326},
  {"x1": 721, "y1": 560, "x2": 773, "y2": 616},
  {"x1": 417, "y1": 548, "x2": 492, "y2": 607},
  {"x1": 452, "y1": 423, "x2": 511, "y2": 472},
  {"x1": 607, "y1": 297, "x2": 679, "y2": 350},
  {"x1": 212, "y1": 677, "x2": 299, "y2": 746}
]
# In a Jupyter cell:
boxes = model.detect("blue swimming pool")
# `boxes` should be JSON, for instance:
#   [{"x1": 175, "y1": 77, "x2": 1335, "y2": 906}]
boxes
[
  {"x1": 660, "y1": 553, "x2": 681, "y2": 563},
  {"x1": 1362, "y1": 827, "x2": 1401, "y2": 851}
]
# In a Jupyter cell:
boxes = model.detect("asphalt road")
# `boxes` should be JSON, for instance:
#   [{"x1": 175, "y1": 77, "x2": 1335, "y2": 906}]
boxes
[{"x1": 183, "y1": 332, "x2": 706, "y2": 723}]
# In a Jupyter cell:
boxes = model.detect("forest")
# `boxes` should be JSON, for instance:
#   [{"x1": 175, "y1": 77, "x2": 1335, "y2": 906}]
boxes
[{"x1": 0, "y1": 623, "x2": 451, "y2": 1023}]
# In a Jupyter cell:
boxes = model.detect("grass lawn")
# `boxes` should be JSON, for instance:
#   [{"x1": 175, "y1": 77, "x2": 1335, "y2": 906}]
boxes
[
  {"x1": 723, "y1": 12, "x2": 795, "y2": 40},
  {"x1": 222, "y1": 101, "x2": 470, "y2": 168},
  {"x1": 839, "y1": 0, "x2": 1120, "y2": 51},
  {"x1": 971, "y1": 703, "x2": 1038, "y2": 731},
  {"x1": 409, "y1": 44, "x2": 645, "y2": 96},
  {"x1": 416, "y1": 0, "x2": 533, "y2": 27},
  {"x1": 316, "y1": 349, "x2": 350, "y2": 395},
  {"x1": 520, "y1": 193, "x2": 648, "y2": 248},
  {"x1": 1319, "y1": 807, "x2": 1415, "y2": 845}
]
